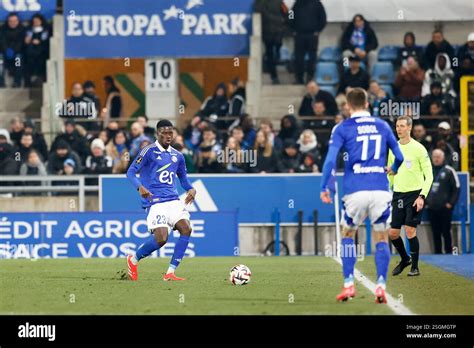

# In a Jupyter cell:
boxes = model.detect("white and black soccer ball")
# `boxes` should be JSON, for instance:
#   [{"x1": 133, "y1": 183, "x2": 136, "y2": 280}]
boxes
[{"x1": 229, "y1": 264, "x2": 251, "y2": 285}]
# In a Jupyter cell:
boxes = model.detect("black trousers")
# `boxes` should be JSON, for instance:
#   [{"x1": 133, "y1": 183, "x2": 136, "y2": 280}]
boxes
[
  {"x1": 428, "y1": 207, "x2": 453, "y2": 254},
  {"x1": 294, "y1": 33, "x2": 318, "y2": 82},
  {"x1": 264, "y1": 38, "x2": 282, "y2": 79}
]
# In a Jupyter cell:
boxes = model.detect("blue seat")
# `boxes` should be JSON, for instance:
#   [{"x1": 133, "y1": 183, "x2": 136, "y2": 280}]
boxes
[
  {"x1": 315, "y1": 62, "x2": 339, "y2": 85},
  {"x1": 279, "y1": 46, "x2": 291, "y2": 63},
  {"x1": 378, "y1": 45, "x2": 399, "y2": 62},
  {"x1": 319, "y1": 46, "x2": 342, "y2": 62},
  {"x1": 380, "y1": 84, "x2": 393, "y2": 97},
  {"x1": 318, "y1": 84, "x2": 337, "y2": 97},
  {"x1": 371, "y1": 62, "x2": 395, "y2": 84}
]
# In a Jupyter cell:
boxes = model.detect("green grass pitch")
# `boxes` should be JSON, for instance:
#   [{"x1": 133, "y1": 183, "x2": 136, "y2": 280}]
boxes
[{"x1": 1, "y1": 256, "x2": 473, "y2": 315}]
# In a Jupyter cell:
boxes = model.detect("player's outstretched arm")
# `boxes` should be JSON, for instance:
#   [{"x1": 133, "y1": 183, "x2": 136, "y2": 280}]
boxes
[{"x1": 320, "y1": 124, "x2": 344, "y2": 202}]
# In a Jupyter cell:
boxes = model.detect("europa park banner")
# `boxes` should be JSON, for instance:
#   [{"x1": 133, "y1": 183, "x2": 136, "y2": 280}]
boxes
[{"x1": 64, "y1": 0, "x2": 254, "y2": 58}]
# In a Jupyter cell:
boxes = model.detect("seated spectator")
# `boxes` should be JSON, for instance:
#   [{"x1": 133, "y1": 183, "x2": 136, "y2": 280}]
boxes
[
  {"x1": 128, "y1": 121, "x2": 152, "y2": 160},
  {"x1": 277, "y1": 139, "x2": 301, "y2": 173},
  {"x1": 368, "y1": 80, "x2": 389, "y2": 116},
  {"x1": 228, "y1": 78, "x2": 246, "y2": 116},
  {"x1": 457, "y1": 32, "x2": 474, "y2": 63},
  {"x1": 307, "y1": 101, "x2": 335, "y2": 149},
  {"x1": 197, "y1": 83, "x2": 229, "y2": 129},
  {"x1": 0, "y1": 12, "x2": 25, "y2": 88},
  {"x1": 277, "y1": 114, "x2": 300, "y2": 143},
  {"x1": 433, "y1": 121, "x2": 459, "y2": 154},
  {"x1": 341, "y1": 14, "x2": 378, "y2": 73},
  {"x1": 297, "y1": 153, "x2": 319, "y2": 173},
  {"x1": 24, "y1": 13, "x2": 49, "y2": 87},
  {"x1": 338, "y1": 101, "x2": 351, "y2": 120},
  {"x1": 297, "y1": 129, "x2": 322, "y2": 170},
  {"x1": 98, "y1": 130, "x2": 109, "y2": 146},
  {"x1": 0, "y1": 141, "x2": 18, "y2": 175},
  {"x1": 47, "y1": 140, "x2": 82, "y2": 174},
  {"x1": 424, "y1": 30, "x2": 455, "y2": 69},
  {"x1": 172, "y1": 134, "x2": 195, "y2": 173},
  {"x1": 84, "y1": 139, "x2": 113, "y2": 182},
  {"x1": 299, "y1": 80, "x2": 338, "y2": 116},
  {"x1": 222, "y1": 136, "x2": 247, "y2": 173},
  {"x1": 19, "y1": 149, "x2": 47, "y2": 188},
  {"x1": 259, "y1": 119, "x2": 282, "y2": 152},
  {"x1": 60, "y1": 82, "x2": 97, "y2": 122},
  {"x1": 422, "y1": 53, "x2": 455, "y2": 97},
  {"x1": 432, "y1": 138, "x2": 459, "y2": 170},
  {"x1": 240, "y1": 114, "x2": 256, "y2": 151},
  {"x1": 195, "y1": 127, "x2": 222, "y2": 173},
  {"x1": 17, "y1": 133, "x2": 38, "y2": 163},
  {"x1": 105, "y1": 130, "x2": 130, "y2": 174},
  {"x1": 9, "y1": 116, "x2": 24, "y2": 146},
  {"x1": 82, "y1": 80, "x2": 101, "y2": 131},
  {"x1": 101, "y1": 75, "x2": 122, "y2": 126},
  {"x1": 63, "y1": 159, "x2": 77, "y2": 176},
  {"x1": 412, "y1": 123, "x2": 432, "y2": 150},
  {"x1": 136, "y1": 115, "x2": 155, "y2": 140},
  {"x1": 23, "y1": 119, "x2": 48, "y2": 161},
  {"x1": 453, "y1": 56, "x2": 474, "y2": 98},
  {"x1": 51, "y1": 120, "x2": 90, "y2": 164},
  {"x1": 230, "y1": 126, "x2": 245, "y2": 149},
  {"x1": 394, "y1": 56, "x2": 424, "y2": 101},
  {"x1": 423, "y1": 101, "x2": 446, "y2": 130},
  {"x1": 183, "y1": 116, "x2": 208, "y2": 151},
  {"x1": 421, "y1": 81, "x2": 455, "y2": 115},
  {"x1": 250, "y1": 130, "x2": 278, "y2": 174},
  {"x1": 105, "y1": 121, "x2": 120, "y2": 142},
  {"x1": 396, "y1": 32, "x2": 424, "y2": 68},
  {"x1": 337, "y1": 55, "x2": 369, "y2": 95}
]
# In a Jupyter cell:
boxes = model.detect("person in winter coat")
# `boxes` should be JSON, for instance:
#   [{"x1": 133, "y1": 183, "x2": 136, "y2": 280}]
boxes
[
  {"x1": 24, "y1": 13, "x2": 49, "y2": 86},
  {"x1": 341, "y1": 14, "x2": 378, "y2": 73},
  {"x1": 426, "y1": 149, "x2": 460, "y2": 254},
  {"x1": 277, "y1": 139, "x2": 301, "y2": 173},
  {"x1": 299, "y1": 80, "x2": 338, "y2": 116},
  {"x1": 228, "y1": 78, "x2": 246, "y2": 116},
  {"x1": 290, "y1": 0, "x2": 327, "y2": 84},
  {"x1": 0, "y1": 12, "x2": 25, "y2": 87},
  {"x1": 277, "y1": 114, "x2": 300, "y2": 143},
  {"x1": 47, "y1": 140, "x2": 83, "y2": 175},
  {"x1": 250, "y1": 130, "x2": 278, "y2": 174},
  {"x1": 51, "y1": 120, "x2": 90, "y2": 164},
  {"x1": 254, "y1": 0, "x2": 287, "y2": 84},
  {"x1": 197, "y1": 83, "x2": 230, "y2": 130},
  {"x1": 105, "y1": 130, "x2": 130, "y2": 174},
  {"x1": 396, "y1": 32, "x2": 424, "y2": 69},
  {"x1": 296, "y1": 129, "x2": 322, "y2": 170},
  {"x1": 394, "y1": 56, "x2": 425, "y2": 101},
  {"x1": 422, "y1": 53, "x2": 455, "y2": 97},
  {"x1": 424, "y1": 30, "x2": 455, "y2": 69}
]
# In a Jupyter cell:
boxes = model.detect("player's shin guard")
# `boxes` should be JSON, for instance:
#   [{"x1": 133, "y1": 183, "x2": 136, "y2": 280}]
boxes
[
  {"x1": 135, "y1": 235, "x2": 161, "y2": 261},
  {"x1": 168, "y1": 234, "x2": 190, "y2": 273},
  {"x1": 408, "y1": 236, "x2": 420, "y2": 269},
  {"x1": 375, "y1": 241, "x2": 390, "y2": 284},
  {"x1": 341, "y1": 237, "x2": 356, "y2": 285}
]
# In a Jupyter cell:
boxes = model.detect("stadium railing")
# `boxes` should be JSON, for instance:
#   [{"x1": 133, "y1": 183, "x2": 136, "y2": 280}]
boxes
[{"x1": 0, "y1": 175, "x2": 99, "y2": 212}]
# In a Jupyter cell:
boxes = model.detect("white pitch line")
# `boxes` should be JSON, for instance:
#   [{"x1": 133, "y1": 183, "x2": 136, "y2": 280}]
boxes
[{"x1": 333, "y1": 257, "x2": 415, "y2": 315}]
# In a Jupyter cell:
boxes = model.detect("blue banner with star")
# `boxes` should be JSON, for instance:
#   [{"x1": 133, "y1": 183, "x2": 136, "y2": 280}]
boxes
[{"x1": 64, "y1": 0, "x2": 254, "y2": 58}]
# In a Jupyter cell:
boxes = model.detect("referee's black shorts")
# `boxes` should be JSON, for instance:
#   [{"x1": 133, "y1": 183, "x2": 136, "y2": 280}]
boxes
[{"x1": 391, "y1": 190, "x2": 423, "y2": 229}]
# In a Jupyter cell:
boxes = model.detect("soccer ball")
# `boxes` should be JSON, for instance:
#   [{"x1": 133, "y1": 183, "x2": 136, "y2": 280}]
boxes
[{"x1": 229, "y1": 264, "x2": 251, "y2": 285}]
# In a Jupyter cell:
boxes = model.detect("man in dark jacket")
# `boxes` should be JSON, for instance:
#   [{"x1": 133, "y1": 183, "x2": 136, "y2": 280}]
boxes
[
  {"x1": 228, "y1": 78, "x2": 246, "y2": 116},
  {"x1": 338, "y1": 56, "x2": 370, "y2": 94},
  {"x1": 424, "y1": 30, "x2": 455, "y2": 69},
  {"x1": 396, "y1": 32, "x2": 424, "y2": 68},
  {"x1": 421, "y1": 81, "x2": 455, "y2": 115},
  {"x1": 0, "y1": 141, "x2": 18, "y2": 176},
  {"x1": 341, "y1": 14, "x2": 378, "y2": 73},
  {"x1": 277, "y1": 139, "x2": 301, "y2": 173},
  {"x1": 0, "y1": 12, "x2": 25, "y2": 87},
  {"x1": 23, "y1": 119, "x2": 48, "y2": 161},
  {"x1": 457, "y1": 33, "x2": 474, "y2": 64},
  {"x1": 51, "y1": 120, "x2": 90, "y2": 164},
  {"x1": 47, "y1": 140, "x2": 83, "y2": 175},
  {"x1": 426, "y1": 149, "x2": 460, "y2": 254},
  {"x1": 299, "y1": 80, "x2": 338, "y2": 116},
  {"x1": 290, "y1": 0, "x2": 327, "y2": 84},
  {"x1": 255, "y1": 0, "x2": 286, "y2": 84}
]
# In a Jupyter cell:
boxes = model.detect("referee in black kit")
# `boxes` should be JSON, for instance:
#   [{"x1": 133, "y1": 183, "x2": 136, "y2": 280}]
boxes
[{"x1": 387, "y1": 116, "x2": 433, "y2": 276}]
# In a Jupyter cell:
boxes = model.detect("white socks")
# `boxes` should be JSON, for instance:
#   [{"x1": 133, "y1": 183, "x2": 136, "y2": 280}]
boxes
[
  {"x1": 130, "y1": 255, "x2": 138, "y2": 265},
  {"x1": 166, "y1": 265, "x2": 176, "y2": 274}
]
